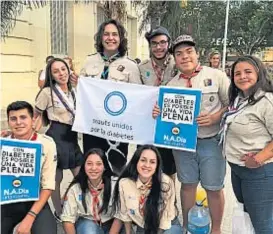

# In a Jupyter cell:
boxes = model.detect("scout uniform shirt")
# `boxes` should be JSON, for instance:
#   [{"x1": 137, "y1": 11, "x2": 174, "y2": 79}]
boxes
[
  {"x1": 139, "y1": 55, "x2": 177, "y2": 86},
  {"x1": 61, "y1": 182, "x2": 113, "y2": 224},
  {"x1": 35, "y1": 87, "x2": 75, "y2": 125},
  {"x1": 115, "y1": 174, "x2": 176, "y2": 230},
  {"x1": 223, "y1": 91, "x2": 273, "y2": 166},
  {"x1": 80, "y1": 53, "x2": 143, "y2": 84},
  {"x1": 167, "y1": 66, "x2": 230, "y2": 138},
  {"x1": 7, "y1": 133, "x2": 57, "y2": 191}
]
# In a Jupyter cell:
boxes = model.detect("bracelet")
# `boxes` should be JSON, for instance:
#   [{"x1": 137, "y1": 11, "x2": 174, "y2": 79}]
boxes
[{"x1": 28, "y1": 210, "x2": 37, "y2": 218}]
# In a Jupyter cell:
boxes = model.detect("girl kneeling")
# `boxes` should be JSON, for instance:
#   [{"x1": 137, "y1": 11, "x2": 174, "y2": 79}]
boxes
[
  {"x1": 61, "y1": 148, "x2": 114, "y2": 234},
  {"x1": 110, "y1": 145, "x2": 182, "y2": 234}
]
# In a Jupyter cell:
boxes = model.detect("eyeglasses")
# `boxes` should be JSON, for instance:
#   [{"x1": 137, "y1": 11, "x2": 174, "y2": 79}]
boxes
[{"x1": 150, "y1": 40, "x2": 168, "y2": 48}]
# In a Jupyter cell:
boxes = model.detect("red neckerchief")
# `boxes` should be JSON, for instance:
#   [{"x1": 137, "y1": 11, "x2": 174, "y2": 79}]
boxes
[
  {"x1": 152, "y1": 55, "x2": 171, "y2": 86},
  {"x1": 138, "y1": 178, "x2": 152, "y2": 216},
  {"x1": 179, "y1": 64, "x2": 203, "y2": 88},
  {"x1": 11, "y1": 132, "x2": 38, "y2": 141},
  {"x1": 88, "y1": 180, "x2": 104, "y2": 223}
]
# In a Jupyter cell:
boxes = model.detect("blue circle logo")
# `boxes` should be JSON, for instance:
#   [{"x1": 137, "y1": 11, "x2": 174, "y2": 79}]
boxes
[{"x1": 104, "y1": 91, "x2": 127, "y2": 116}]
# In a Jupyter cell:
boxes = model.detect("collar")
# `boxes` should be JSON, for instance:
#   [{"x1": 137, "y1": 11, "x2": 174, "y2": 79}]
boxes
[
  {"x1": 152, "y1": 53, "x2": 171, "y2": 69},
  {"x1": 179, "y1": 63, "x2": 203, "y2": 79},
  {"x1": 136, "y1": 177, "x2": 152, "y2": 189}
]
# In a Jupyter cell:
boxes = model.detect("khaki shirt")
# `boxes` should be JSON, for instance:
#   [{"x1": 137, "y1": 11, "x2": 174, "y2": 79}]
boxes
[
  {"x1": 35, "y1": 87, "x2": 74, "y2": 125},
  {"x1": 115, "y1": 174, "x2": 176, "y2": 230},
  {"x1": 139, "y1": 56, "x2": 176, "y2": 86},
  {"x1": 224, "y1": 92, "x2": 273, "y2": 165},
  {"x1": 80, "y1": 53, "x2": 143, "y2": 84},
  {"x1": 61, "y1": 182, "x2": 113, "y2": 223},
  {"x1": 167, "y1": 66, "x2": 230, "y2": 138},
  {"x1": 7, "y1": 133, "x2": 57, "y2": 190}
]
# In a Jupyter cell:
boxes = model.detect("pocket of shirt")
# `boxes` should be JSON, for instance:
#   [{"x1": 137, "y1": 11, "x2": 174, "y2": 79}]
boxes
[
  {"x1": 202, "y1": 87, "x2": 219, "y2": 106},
  {"x1": 109, "y1": 67, "x2": 129, "y2": 82}
]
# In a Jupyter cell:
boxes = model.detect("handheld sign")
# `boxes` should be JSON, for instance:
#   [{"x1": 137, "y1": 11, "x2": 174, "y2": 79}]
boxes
[
  {"x1": 154, "y1": 86, "x2": 202, "y2": 152},
  {"x1": 0, "y1": 138, "x2": 42, "y2": 204}
]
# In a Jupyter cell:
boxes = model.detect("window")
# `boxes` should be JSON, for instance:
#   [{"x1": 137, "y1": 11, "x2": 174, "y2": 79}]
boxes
[{"x1": 50, "y1": 1, "x2": 68, "y2": 55}]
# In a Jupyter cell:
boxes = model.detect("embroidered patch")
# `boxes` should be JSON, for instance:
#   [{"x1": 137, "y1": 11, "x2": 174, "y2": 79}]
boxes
[
  {"x1": 117, "y1": 65, "x2": 125, "y2": 72},
  {"x1": 78, "y1": 194, "x2": 82, "y2": 201},
  {"x1": 145, "y1": 71, "x2": 151, "y2": 79},
  {"x1": 204, "y1": 79, "x2": 212, "y2": 86},
  {"x1": 53, "y1": 154, "x2": 57, "y2": 162},
  {"x1": 171, "y1": 68, "x2": 178, "y2": 77},
  {"x1": 129, "y1": 209, "x2": 135, "y2": 215},
  {"x1": 209, "y1": 96, "x2": 215, "y2": 102}
]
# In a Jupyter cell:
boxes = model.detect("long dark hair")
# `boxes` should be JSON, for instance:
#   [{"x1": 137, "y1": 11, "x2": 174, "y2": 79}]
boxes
[
  {"x1": 112, "y1": 145, "x2": 166, "y2": 234},
  {"x1": 94, "y1": 19, "x2": 128, "y2": 57},
  {"x1": 64, "y1": 148, "x2": 113, "y2": 214},
  {"x1": 229, "y1": 55, "x2": 273, "y2": 106},
  {"x1": 35, "y1": 58, "x2": 74, "y2": 125}
]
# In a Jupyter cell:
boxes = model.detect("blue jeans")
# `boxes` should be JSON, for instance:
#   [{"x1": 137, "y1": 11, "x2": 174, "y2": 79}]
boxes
[
  {"x1": 76, "y1": 218, "x2": 113, "y2": 234},
  {"x1": 230, "y1": 162, "x2": 273, "y2": 234},
  {"x1": 173, "y1": 135, "x2": 226, "y2": 190},
  {"x1": 135, "y1": 217, "x2": 182, "y2": 234}
]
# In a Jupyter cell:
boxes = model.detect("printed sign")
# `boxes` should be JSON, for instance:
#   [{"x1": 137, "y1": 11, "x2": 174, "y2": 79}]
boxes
[
  {"x1": 73, "y1": 78, "x2": 158, "y2": 145},
  {"x1": 154, "y1": 87, "x2": 202, "y2": 151},
  {"x1": 0, "y1": 138, "x2": 42, "y2": 204}
]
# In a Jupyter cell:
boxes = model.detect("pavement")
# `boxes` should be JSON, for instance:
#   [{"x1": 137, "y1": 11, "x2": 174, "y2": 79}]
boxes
[{"x1": 52, "y1": 144, "x2": 236, "y2": 234}]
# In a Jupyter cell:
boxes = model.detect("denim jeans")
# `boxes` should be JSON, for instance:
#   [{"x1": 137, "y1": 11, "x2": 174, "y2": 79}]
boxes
[
  {"x1": 76, "y1": 218, "x2": 113, "y2": 234},
  {"x1": 229, "y1": 162, "x2": 273, "y2": 234},
  {"x1": 135, "y1": 217, "x2": 182, "y2": 234}
]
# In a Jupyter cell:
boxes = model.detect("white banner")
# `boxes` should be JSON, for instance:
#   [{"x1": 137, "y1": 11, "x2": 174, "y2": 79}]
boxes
[{"x1": 73, "y1": 78, "x2": 159, "y2": 145}]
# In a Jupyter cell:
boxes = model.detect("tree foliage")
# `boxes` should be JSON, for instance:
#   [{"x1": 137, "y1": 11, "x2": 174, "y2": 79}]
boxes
[{"x1": 138, "y1": 0, "x2": 273, "y2": 57}]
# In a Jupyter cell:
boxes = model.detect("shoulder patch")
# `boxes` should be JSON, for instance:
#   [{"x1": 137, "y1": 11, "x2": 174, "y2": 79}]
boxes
[
  {"x1": 125, "y1": 56, "x2": 137, "y2": 64},
  {"x1": 41, "y1": 134, "x2": 54, "y2": 142}
]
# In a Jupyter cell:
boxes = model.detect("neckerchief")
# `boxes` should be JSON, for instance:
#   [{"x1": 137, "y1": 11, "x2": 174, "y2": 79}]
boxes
[
  {"x1": 52, "y1": 85, "x2": 76, "y2": 121},
  {"x1": 11, "y1": 132, "x2": 38, "y2": 141},
  {"x1": 219, "y1": 95, "x2": 249, "y2": 150},
  {"x1": 137, "y1": 178, "x2": 152, "y2": 216},
  {"x1": 88, "y1": 180, "x2": 104, "y2": 223},
  {"x1": 179, "y1": 64, "x2": 203, "y2": 88},
  {"x1": 100, "y1": 52, "x2": 120, "y2": 80},
  {"x1": 152, "y1": 54, "x2": 171, "y2": 86}
]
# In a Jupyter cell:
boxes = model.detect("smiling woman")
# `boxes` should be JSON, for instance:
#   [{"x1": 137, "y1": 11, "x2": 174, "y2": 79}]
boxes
[
  {"x1": 34, "y1": 58, "x2": 83, "y2": 220},
  {"x1": 110, "y1": 145, "x2": 182, "y2": 234}
]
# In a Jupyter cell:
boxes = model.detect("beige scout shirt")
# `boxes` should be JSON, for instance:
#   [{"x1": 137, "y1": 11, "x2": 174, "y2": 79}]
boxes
[
  {"x1": 35, "y1": 87, "x2": 74, "y2": 125},
  {"x1": 167, "y1": 66, "x2": 230, "y2": 138},
  {"x1": 7, "y1": 133, "x2": 57, "y2": 190},
  {"x1": 80, "y1": 53, "x2": 143, "y2": 84},
  {"x1": 138, "y1": 56, "x2": 176, "y2": 86},
  {"x1": 115, "y1": 174, "x2": 176, "y2": 230},
  {"x1": 61, "y1": 182, "x2": 113, "y2": 224},
  {"x1": 224, "y1": 92, "x2": 273, "y2": 166}
]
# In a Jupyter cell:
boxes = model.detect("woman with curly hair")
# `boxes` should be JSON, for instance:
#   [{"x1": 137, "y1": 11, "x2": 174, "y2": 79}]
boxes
[
  {"x1": 110, "y1": 145, "x2": 182, "y2": 234},
  {"x1": 79, "y1": 19, "x2": 143, "y2": 176}
]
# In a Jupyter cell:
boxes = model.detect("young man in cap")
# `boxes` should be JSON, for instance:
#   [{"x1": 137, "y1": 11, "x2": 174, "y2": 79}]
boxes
[
  {"x1": 139, "y1": 26, "x2": 177, "y2": 180},
  {"x1": 153, "y1": 35, "x2": 230, "y2": 234},
  {"x1": 1, "y1": 101, "x2": 57, "y2": 234}
]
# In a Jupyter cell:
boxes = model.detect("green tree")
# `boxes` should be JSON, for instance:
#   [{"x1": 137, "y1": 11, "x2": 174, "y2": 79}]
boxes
[{"x1": 138, "y1": 0, "x2": 273, "y2": 59}]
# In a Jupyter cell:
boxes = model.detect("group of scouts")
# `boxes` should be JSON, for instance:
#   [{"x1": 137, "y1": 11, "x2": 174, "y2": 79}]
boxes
[{"x1": 2, "y1": 18, "x2": 273, "y2": 234}]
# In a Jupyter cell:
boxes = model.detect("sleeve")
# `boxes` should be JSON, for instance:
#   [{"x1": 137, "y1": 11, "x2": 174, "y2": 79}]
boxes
[
  {"x1": 263, "y1": 97, "x2": 273, "y2": 138},
  {"x1": 159, "y1": 178, "x2": 176, "y2": 230},
  {"x1": 39, "y1": 70, "x2": 46, "y2": 81},
  {"x1": 80, "y1": 57, "x2": 90, "y2": 77},
  {"x1": 40, "y1": 139, "x2": 57, "y2": 190},
  {"x1": 217, "y1": 70, "x2": 230, "y2": 107},
  {"x1": 128, "y1": 63, "x2": 144, "y2": 84},
  {"x1": 114, "y1": 181, "x2": 132, "y2": 222},
  {"x1": 61, "y1": 186, "x2": 79, "y2": 223},
  {"x1": 35, "y1": 89, "x2": 50, "y2": 112}
]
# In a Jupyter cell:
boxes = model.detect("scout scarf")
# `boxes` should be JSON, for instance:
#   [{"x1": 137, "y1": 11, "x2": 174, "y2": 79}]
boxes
[
  {"x1": 152, "y1": 54, "x2": 171, "y2": 86},
  {"x1": 52, "y1": 84, "x2": 76, "y2": 121},
  {"x1": 219, "y1": 95, "x2": 249, "y2": 151},
  {"x1": 179, "y1": 63, "x2": 203, "y2": 88},
  {"x1": 88, "y1": 180, "x2": 104, "y2": 222},
  {"x1": 138, "y1": 178, "x2": 152, "y2": 216},
  {"x1": 100, "y1": 52, "x2": 120, "y2": 80}
]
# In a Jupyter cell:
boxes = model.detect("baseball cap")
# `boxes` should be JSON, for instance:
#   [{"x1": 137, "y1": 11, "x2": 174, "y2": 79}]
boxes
[
  {"x1": 145, "y1": 26, "x2": 171, "y2": 42},
  {"x1": 172, "y1": 34, "x2": 196, "y2": 52}
]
